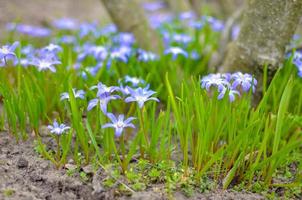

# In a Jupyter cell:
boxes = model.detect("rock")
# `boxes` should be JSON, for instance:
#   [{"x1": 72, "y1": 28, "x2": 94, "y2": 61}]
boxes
[
  {"x1": 82, "y1": 165, "x2": 94, "y2": 175},
  {"x1": 40, "y1": 161, "x2": 49, "y2": 170},
  {"x1": 30, "y1": 172, "x2": 44, "y2": 182},
  {"x1": 17, "y1": 157, "x2": 29, "y2": 169},
  {"x1": 65, "y1": 164, "x2": 77, "y2": 171},
  {"x1": 92, "y1": 169, "x2": 105, "y2": 194}
]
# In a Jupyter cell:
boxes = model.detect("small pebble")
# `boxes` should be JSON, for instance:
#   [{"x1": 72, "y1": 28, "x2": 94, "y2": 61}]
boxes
[
  {"x1": 17, "y1": 157, "x2": 29, "y2": 169},
  {"x1": 82, "y1": 165, "x2": 94, "y2": 175}
]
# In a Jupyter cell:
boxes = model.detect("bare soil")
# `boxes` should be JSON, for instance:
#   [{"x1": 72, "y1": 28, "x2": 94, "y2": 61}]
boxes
[{"x1": 0, "y1": 132, "x2": 265, "y2": 200}]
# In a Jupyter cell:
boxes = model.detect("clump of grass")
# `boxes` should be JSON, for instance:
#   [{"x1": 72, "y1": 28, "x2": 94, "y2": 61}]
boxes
[{"x1": 0, "y1": 14, "x2": 301, "y2": 198}]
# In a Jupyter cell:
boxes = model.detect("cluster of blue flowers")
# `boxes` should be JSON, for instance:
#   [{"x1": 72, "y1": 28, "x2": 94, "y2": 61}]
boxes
[
  {"x1": 2, "y1": 5, "x2": 234, "y2": 76},
  {"x1": 201, "y1": 72, "x2": 257, "y2": 102},
  {"x1": 85, "y1": 77, "x2": 159, "y2": 136},
  {"x1": 49, "y1": 76, "x2": 159, "y2": 137},
  {"x1": 2, "y1": 2, "x2": 301, "y2": 137}
]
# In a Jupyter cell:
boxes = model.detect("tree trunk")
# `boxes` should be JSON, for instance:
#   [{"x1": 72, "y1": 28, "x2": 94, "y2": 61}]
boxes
[
  {"x1": 101, "y1": 0, "x2": 163, "y2": 53},
  {"x1": 188, "y1": 0, "x2": 202, "y2": 16},
  {"x1": 164, "y1": 0, "x2": 191, "y2": 14},
  {"x1": 216, "y1": 0, "x2": 239, "y2": 18},
  {"x1": 221, "y1": 0, "x2": 302, "y2": 80}
]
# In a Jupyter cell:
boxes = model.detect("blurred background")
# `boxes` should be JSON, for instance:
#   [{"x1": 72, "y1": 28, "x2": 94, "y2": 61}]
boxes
[
  {"x1": 0, "y1": 0, "x2": 244, "y2": 31},
  {"x1": 0, "y1": 0, "x2": 110, "y2": 30}
]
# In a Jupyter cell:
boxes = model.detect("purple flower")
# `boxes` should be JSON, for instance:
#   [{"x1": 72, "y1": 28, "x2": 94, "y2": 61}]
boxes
[
  {"x1": 79, "y1": 22, "x2": 98, "y2": 38},
  {"x1": 90, "y1": 82, "x2": 120, "y2": 97},
  {"x1": 164, "y1": 47, "x2": 188, "y2": 60},
  {"x1": 42, "y1": 43, "x2": 62, "y2": 53},
  {"x1": 11, "y1": 24, "x2": 51, "y2": 37},
  {"x1": 53, "y1": 18, "x2": 78, "y2": 30},
  {"x1": 137, "y1": 49, "x2": 159, "y2": 62},
  {"x1": 106, "y1": 46, "x2": 133, "y2": 65},
  {"x1": 124, "y1": 75, "x2": 145, "y2": 87},
  {"x1": 232, "y1": 25, "x2": 240, "y2": 40},
  {"x1": 201, "y1": 73, "x2": 230, "y2": 92},
  {"x1": 30, "y1": 58, "x2": 61, "y2": 72},
  {"x1": 21, "y1": 45, "x2": 35, "y2": 56},
  {"x1": 60, "y1": 89, "x2": 85, "y2": 101},
  {"x1": 47, "y1": 120, "x2": 70, "y2": 135},
  {"x1": 112, "y1": 32, "x2": 135, "y2": 46},
  {"x1": 179, "y1": 11, "x2": 196, "y2": 21},
  {"x1": 201, "y1": 72, "x2": 256, "y2": 102},
  {"x1": 231, "y1": 72, "x2": 257, "y2": 92},
  {"x1": 188, "y1": 20, "x2": 204, "y2": 30},
  {"x1": 87, "y1": 93, "x2": 120, "y2": 113},
  {"x1": 142, "y1": 1, "x2": 165, "y2": 12},
  {"x1": 292, "y1": 51, "x2": 302, "y2": 77},
  {"x1": 0, "y1": 41, "x2": 19, "y2": 61},
  {"x1": 298, "y1": 70, "x2": 302, "y2": 77},
  {"x1": 102, "y1": 113, "x2": 135, "y2": 137},
  {"x1": 190, "y1": 51, "x2": 200, "y2": 60},
  {"x1": 76, "y1": 44, "x2": 107, "y2": 62},
  {"x1": 91, "y1": 46, "x2": 108, "y2": 61},
  {"x1": 125, "y1": 86, "x2": 159, "y2": 108},
  {"x1": 172, "y1": 34, "x2": 192, "y2": 45},
  {"x1": 100, "y1": 24, "x2": 117, "y2": 36},
  {"x1": 119, "y1": 85, "x2": 132, "y2": 96},
  {"x1": 57, "y1": 35, "x2": 77, "y2": 44},
  {"x1": 218, "y1": 87, "x2": 240, "y2": 102},
  {"x1": 203, "y1": 16, "x2": 224, "y2": 32}
]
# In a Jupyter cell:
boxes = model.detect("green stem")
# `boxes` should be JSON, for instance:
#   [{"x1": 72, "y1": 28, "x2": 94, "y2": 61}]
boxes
[
  {"x1": 56, "y1": 136, "x2": 61, "y2": 164},
  {"x1": 138, "y1": 107, "x2": 149, "y2": 158},
  {"x1": 120, "y1": 134, "x2": 126, "y2": 174}
]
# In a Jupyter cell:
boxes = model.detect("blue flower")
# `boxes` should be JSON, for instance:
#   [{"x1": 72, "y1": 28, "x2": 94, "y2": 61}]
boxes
[
  {"x1": 9, "y1": 23, "x2": 51, "y2": 37},
  {"x1": 57, "y1": 35, "x2": 77, "y2": 44},
  {"x1": 169, "y1": 34, "x2": 192, "y2": 45},
  {"x1": 112, "y1": 32, "x2": 135, "y2": 46},
  {"x1": 137, "y1": 49, "x2": 159, "y2": 62},
  {"x1": 100, "y1": 24, "x2": 117, "y2": 36},
  {"x1": 218, "y1": 87, "x2": 240, "y2": 102},
  {"x1": 42, "y1": 43, "x2": 62, "y2": 53},
  {"x1": 119, "y1": 85, "x2": 132, "y2": 96},
  {"x1": 124, "y1": 75, "x2": 145, "y2": 87},
  {"x1": 291, "y1": 51, "x2": 302, "y2": 77},
  {"x1": 179, "y1": 11, "x2": 196, "y2": 20},
  {"x1": 232, "y1": 25, "x2": 240, "y2": 40},
  {"x1": 298, "y1": 70, "x2": 302, "y2": 77},
  {"x1": 60, "y1": 89, "x2": 85, "y2": 101},
  {"x1": 142, "y1": 1, "x2": 165, "y2": 12},
  {"x1": 53, "y1": 18, "x2": 78, "y2": 30},
  {"x1": 78, "y1": 22, "x2": 98, "y2": 38},
  {"x1": 231, "y1": 72, "x2": 257, "y2": 92},
  {"x1": 201, "y1": 73, "x2": 230, "y2": 92},
  {"x1": 164, "y1": 47, "x2": 188, "y2": 60},
  {"x1": 203, "y1": 16, "x2": 224, "y2": 32},
  {"x1": 190, "y1": 51, "x2": 200, "y2": 60},
  {"x1": 188, "y1": 20, "x2": 204, "y2": 30},
  {"x1": 109, "y1": 46, "x2": 132, "y2": 63},
  {"x1": 201, "y1": 72, "x2": 257, "y2": 102},
  {"x1": 30, "y1": 58, "x2": 61, "y2": 72},
  {"x1": 125, "y1": 86, "x2": 159, "y2": 108},
  {"x1": 21, "y1": 45, "x2": 35, "y2": 57},
  {"x1": 87, "y1": 93, "x2": 120, "y2": 113},
  {"x1": 47, "y1": 120, "x2": 70, "y2": 135},
  {"x1": 0, "y1": 41, "x2": 19, "y2": 61},
  {"x1": 102, "y1": 113, "x2": 135, "y2": 137},
  {"x1": 90, "y1": 82, "x2": 120, "y2": 97}
]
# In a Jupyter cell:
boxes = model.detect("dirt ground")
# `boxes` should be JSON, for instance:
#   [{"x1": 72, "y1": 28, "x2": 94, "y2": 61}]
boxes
[{"x1": 0, "y1": 132, "x2": 265, "y2": 200}]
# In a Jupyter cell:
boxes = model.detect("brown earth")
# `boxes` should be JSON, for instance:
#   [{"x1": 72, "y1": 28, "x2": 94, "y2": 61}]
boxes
[{"x1": 0, "y1": 132, "x2": 265, "y2": 200}]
